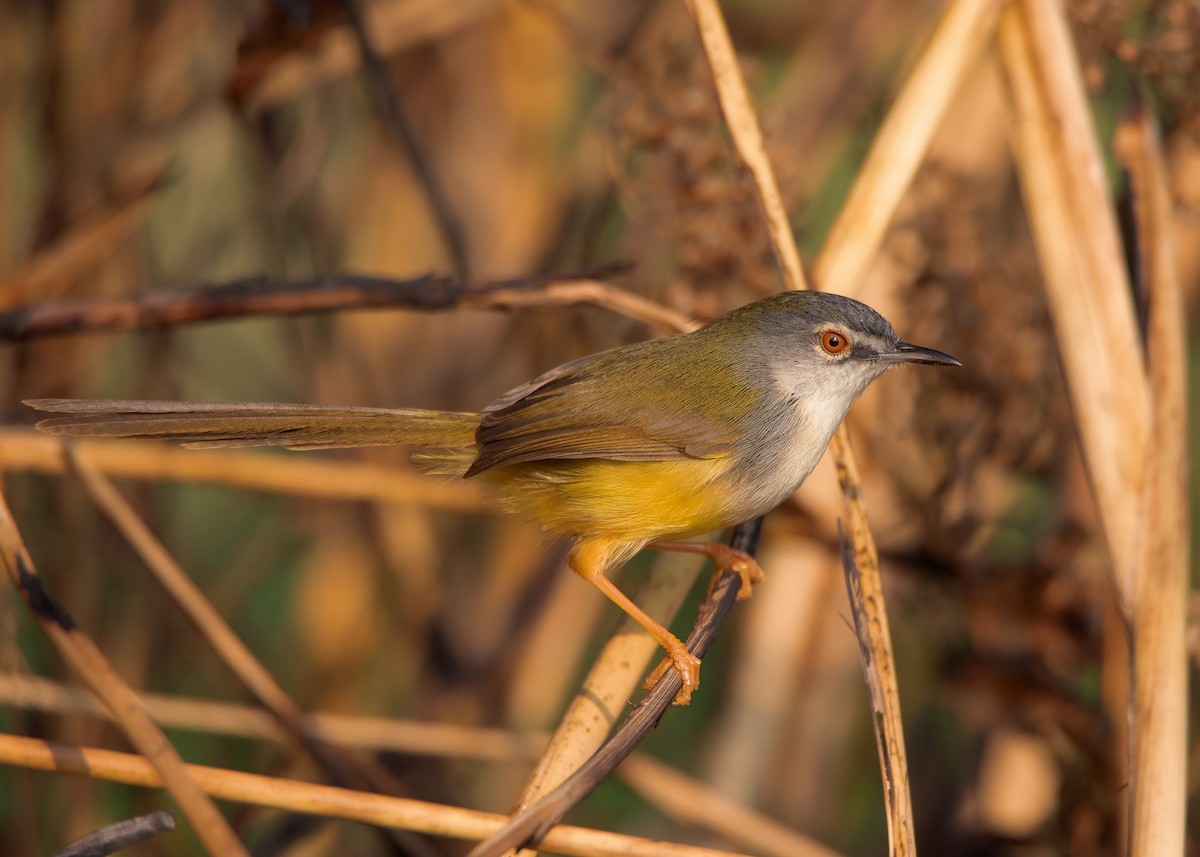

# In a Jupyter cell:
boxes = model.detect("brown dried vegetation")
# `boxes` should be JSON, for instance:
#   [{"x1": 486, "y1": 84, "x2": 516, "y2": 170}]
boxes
[{"x1": 0, "y1": 1, "x2": 1194, "y2": 856}]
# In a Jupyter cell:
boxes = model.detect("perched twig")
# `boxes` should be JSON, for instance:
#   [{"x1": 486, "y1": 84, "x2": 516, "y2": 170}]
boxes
[
  {"x1": 339, "y1": 0, "x2": 471, "y2": 280},
  {"x1": 0, "y1": 733, "x2": 755, "y2": 857},
  {"x1": 465, "y1": 521, "x2": 762, "y2": 857},
  {"x1": 54, "y1": 811, "x2": 175, "y2": 857},
  {"x1": 504, "y1": 547, "x2": 711, "y2": 820}
]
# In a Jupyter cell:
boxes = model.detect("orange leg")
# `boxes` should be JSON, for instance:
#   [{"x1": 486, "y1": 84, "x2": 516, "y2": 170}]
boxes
[
  {"x1": 569, "y1": 540, "x2": 701, "y2": 706},
  {"x1": 647, "y1": 540, "x2": 766, "y2": 601},
  {"x1": 640, "y1": 540, "x2": 765, "y2": 699}
]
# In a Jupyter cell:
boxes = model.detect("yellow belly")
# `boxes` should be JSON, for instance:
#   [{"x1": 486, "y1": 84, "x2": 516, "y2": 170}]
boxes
[{"x1": 481, "y1": 457, "x2": 736, "y2": 543}]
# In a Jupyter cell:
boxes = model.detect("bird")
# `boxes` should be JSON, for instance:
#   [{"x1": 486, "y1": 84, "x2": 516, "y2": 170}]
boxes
[{"x1": 27, "y1": 290, "x2": 959, "y2": 704}]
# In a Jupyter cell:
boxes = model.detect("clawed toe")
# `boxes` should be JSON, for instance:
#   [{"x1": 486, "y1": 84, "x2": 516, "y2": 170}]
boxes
[{"x1": 643, "y1": 646, "x2": 701, "y2": 706}]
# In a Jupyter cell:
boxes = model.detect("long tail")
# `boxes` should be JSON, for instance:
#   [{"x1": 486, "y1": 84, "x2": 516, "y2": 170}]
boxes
[{"x1": 25, "y1": 399, "x2": 481, "y2": 452}]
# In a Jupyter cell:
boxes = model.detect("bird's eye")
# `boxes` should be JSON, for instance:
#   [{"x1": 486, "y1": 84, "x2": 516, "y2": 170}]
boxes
[{"x1": 820, "y1": 330, "x2": 850, "y2": 355}]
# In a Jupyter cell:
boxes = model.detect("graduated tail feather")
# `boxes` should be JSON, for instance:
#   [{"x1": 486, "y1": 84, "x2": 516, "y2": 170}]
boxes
[{"x1": 25, "y1": 399, "x2": 481, "y2": 469}]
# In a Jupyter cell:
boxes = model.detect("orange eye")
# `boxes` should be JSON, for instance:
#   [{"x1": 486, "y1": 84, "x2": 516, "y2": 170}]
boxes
[{"x1": 820, "y1": 330, "x2": 850, "y2": 355}]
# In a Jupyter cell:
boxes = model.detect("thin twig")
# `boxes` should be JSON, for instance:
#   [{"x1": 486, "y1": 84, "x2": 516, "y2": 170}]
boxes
[
  {"x1": 66, "y1": 448, "x2": 406, "y2": 798},
  {"x1": 0, "y1": 733, "x2": 756, "y2": 857},
  {"x1": 54, "y1": 811, "x2": 175, "y2": 857},
  {"x1": 339, "y1": 0, "x2": 471, "y2": 280},
  {"x1": 465, "y1": 520, "x2": 762, "y2": 857},
  {"x1": 0, "y1": 486, "x2": 249, "y2": 855},
  {"x1": 0, "y1": 266, "x2": 682, "y2": 341}
]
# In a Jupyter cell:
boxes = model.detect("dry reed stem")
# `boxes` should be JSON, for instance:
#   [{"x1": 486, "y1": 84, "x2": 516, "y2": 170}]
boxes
[
  {"x1": 682, "y1": 0, "x2": 808, "y2": 293},
  {"x1": 812, "y1": 0, "x2": 1004, "y2": 296},
  {"x1": 0, "y1": 489, "x2": 248, "y2": 855},
  {"x1": 0, "y1": 672, "x2": 550, "y2": 760},
  {"x1": 2, "y1": 673, "x2": 831, "y2": 856},
  {"x1": 0, "y1": 430, "x2": 484, "y2": 510},
  {"x1": 0, "y1": 734, "x2": 757, "y2": 857},
  {"x1": 1115, "y1": 102, "x2": 1189, "y2": 857},
  {"x1": 617, "y1": 754, "x2": 848, "y2": 857},
  {"x1": 66, "y1": 449, "x2": 404, "y2": 796},
  {"x1": 1001, "y1": 1, "x2": 1150, "y2": 599}
]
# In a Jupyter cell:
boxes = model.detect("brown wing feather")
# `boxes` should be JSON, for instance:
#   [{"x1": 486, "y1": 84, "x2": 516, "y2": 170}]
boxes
[{"x1": 466, "y1": 335, "x2": 751, "y2": 477}]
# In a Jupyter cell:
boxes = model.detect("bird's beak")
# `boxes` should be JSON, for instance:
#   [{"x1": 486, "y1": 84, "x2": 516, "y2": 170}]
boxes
[{"x1": 878, "y1": 341, "x2": 961, "y2": 367}]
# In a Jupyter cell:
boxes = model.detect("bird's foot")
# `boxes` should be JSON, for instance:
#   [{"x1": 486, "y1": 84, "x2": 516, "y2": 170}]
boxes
[
  {"x1": 643, "y1": 643, "x2": 701, "y2": 706},
  {"x1": 704, "y1": 545, "x2": 765, "y2": 601}
]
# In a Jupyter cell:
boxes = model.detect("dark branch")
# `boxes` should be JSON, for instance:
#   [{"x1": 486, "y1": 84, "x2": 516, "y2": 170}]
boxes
[
  {"x1": 339, "y1": 0, "x2": 471, "y2": 281},
  {"x1": 465, "y1": 517, "x2": 764, "y2": 857},
  {"x1": 0, "y1": 265, "x2": 633, "y2": 341},
  {"x1": 54, "y1": 811, "x2": 175, "y2": 857}
]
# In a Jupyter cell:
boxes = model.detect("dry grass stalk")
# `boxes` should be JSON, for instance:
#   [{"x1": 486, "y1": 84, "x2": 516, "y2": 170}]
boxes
[
  {"x1": 0, "y1": 733, "x2": 757, "y2": 857},
  {"x1": 0, "y1": 672, "x2": 550, "y2": 760},
  {"x1": 1000, "y1": 1, "x2": 1150, "y2": 599},
  {"x1": 813, "y1": 0, "x2": 1004, "y2": 296},
  {"x1": 617, "y1": 753, "x2": 847, "y2": 857},
  {"x1": 1115, "y1": 102, "x2": 1189, "y2": 857},
  {"x1": 0, "y1": 485, "x2": 248, "y2": 855},
  {"x1": 66, "y1": 448, "x2": 404, "y2": 796},
  {"x1": 0, "y1": 429, "x2": 484, "y2": 510}
]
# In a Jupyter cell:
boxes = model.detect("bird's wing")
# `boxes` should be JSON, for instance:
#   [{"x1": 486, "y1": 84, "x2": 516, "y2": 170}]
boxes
[{"x1": 466, "y1": 337, "x2": 749, "y2": 476}]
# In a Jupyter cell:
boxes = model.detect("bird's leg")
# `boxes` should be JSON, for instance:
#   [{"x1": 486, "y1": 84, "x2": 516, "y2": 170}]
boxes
[
  {"x1": 568, "y1": 539, "x2": 701, "y2": 706},
  {"x1": 647, "y1": 539, "x2": 765, "y2": 601}
]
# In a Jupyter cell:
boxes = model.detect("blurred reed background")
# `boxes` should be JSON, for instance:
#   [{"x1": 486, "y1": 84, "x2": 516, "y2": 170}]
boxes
[{"x1": 0, "y1": 1, "x2": 1195, "y2": 855}]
